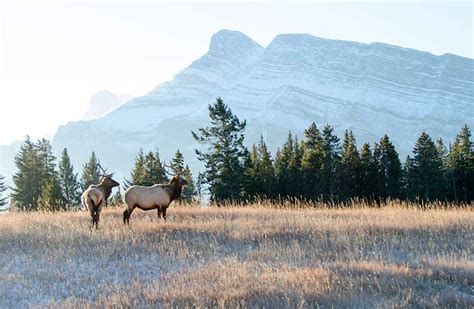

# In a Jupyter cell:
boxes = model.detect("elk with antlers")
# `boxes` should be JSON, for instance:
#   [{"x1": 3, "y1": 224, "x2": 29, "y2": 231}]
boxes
[
  {"x1": 81, "y1": 161, "x2": 119, "y2": 228},
  {"x1": 123, "y1": 164, "x2": 187, "y2": 223}
]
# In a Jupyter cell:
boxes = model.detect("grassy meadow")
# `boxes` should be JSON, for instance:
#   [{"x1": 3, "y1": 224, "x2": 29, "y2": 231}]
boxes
[{"x1": 0, "y1": 201, "x2": 472, "y2": 308}]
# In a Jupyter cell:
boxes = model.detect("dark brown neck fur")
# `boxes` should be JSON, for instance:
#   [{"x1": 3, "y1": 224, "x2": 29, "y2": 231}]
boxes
[
  {"x1": 93, "y1": 180, "x2": 114, "y2": 200},
  {"x1": 166, "y1": 180, "x2": 183, "y2": 202}
]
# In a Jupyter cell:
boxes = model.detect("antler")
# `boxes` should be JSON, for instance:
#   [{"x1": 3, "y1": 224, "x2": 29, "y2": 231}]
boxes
[
  {"x1": 97, "y1": 159, "x2": 114, "y2": 178},
  {"x1": 163, "y1": 162, "x2": 179, "y2": 176}
]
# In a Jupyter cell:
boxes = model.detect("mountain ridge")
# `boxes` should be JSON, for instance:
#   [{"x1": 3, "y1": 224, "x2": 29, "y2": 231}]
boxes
[
  {"x1": 1, "y1": 29, "x2": 472, "y2": 187},
  {"x1": 52, "y1": 29, "x2": 473, "y2": 182}
]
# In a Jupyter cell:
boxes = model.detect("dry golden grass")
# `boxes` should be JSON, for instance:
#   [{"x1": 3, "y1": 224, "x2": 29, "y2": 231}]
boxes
[{"x1": 0, "y1": 202, "x2": 472, "y2": 308}]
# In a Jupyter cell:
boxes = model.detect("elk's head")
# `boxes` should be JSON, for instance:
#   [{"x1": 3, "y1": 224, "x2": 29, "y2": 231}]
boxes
[
  {"x1": 98, "y1": 161, "x2": 119, "y2": 188},
  {"x1": 164, "y1": 163, "x2": 188, "y2": 188},
  {"x1": 171, "y1": 174, "x2": 188, "y2": 188},
  {"x1": 101, "y1": 174, "x2": 120, "y2": 188}
]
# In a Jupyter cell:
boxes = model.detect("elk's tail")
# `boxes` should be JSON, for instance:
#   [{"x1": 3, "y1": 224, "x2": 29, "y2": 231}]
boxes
[{"x1": 84, "y1": 192, "x2": 103, "y2": 229}]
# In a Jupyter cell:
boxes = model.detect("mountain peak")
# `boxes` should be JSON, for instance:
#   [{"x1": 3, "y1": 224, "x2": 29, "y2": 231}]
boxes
[
  {"x1": 209, "y1": 29, "x2": 262, "y2": 54},
  {"x1": 82, "y1": 90, "x2": 132, "y2": 121}
]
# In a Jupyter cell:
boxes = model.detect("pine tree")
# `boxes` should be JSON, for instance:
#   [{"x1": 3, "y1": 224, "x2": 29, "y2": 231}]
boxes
[
  {"x1": 192, "y1": 97, "x2": 247, "y2": 203},
  {"x1": 256, "y1": 136, "x2": 275, "y2": 198},
  {"x1": 110, "y1": 187, "x2": 124, "y2": 206},
  {"x1": 339, "y1": 130, "x2": 360, "y2": 201},
  {"x1": 11, "y1": 137, "x2": 43, "y2": 210},
  {"x1": 448, "y1": 125, "x2": 474, "y2": 202},
  {"x1": 243, "y1": 145, "x2": 259, "y2": 200},
  {"x1": 359, "y1": 143, "x2": 378, "y2": 201},
  {"x1": 181, "y1": 165, "x2": 197, "y2": 202},
  {"x1": 171, "y1": 149, "x2": 197, "y2": 202},
  {"x1": 81, "y1": 152, "x2": 100, "y2": 190},
  {"x1": 143, "y1": 150, "x2": 166, "y2": 186},
  {"x1": 124, "y1": 148, "x2": 146, "y2": 188},
  {"x1": 301, "y1": 123, "x2": 323, "y2": 200},
  {"x1": 320, "y1": 125, "x2": 341, "y2": 201},
  {"x1": 274, "y1": 132, "x2": 295, "y2": 198},
  {"x1": 38, "y1": 175, "x2": 63, "y2": 211},
  {"x1": 290, "y1": 137, "x2": 304, "y2": 197},
  {"x1": 436, "y1": 138, "x2": 449, "y2": 198},
  {"x1": 171, "y1": 149, "x2": 185, "y2": 173},
  {"x1": 36, "y1": 138, "x2": 57, "y2": 186},
  {"x1": 0, "y1": 174, "x2": 7, "y2": 207},
  {"x1": 406, "y1": 132, "x2": 445, "y2": 202},
  {"x1": 58, "y1": 148, "x2": 81, "y2": 210},
  {"x1": 374, "y1": 135, "x2": 402, "y2": 202}
]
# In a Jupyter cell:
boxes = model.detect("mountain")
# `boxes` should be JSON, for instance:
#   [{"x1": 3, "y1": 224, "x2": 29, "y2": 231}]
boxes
[
  {"x1": 82, "y1": 90, "x2": 132, "y2": 120},
  {"x1": 49, "y1": 30, "x2": 474, "y2": 182}
]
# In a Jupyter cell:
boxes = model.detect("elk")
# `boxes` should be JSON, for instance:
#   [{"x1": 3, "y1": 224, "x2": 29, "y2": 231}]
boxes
[
  {"x1": 81, "y1": 162, "x2": 119, "y2": 228},
  {"x1": 123, "y1": 165, "x2": 188, "y2": 224}
]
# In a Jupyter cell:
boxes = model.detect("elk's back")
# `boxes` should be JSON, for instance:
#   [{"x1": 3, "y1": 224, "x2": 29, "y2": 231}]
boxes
[{"x1": 125, "y1": 185, "x2": 171, "y2": 209}]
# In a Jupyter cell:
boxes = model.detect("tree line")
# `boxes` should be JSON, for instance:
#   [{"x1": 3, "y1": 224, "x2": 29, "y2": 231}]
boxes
[
  {"x1": 1, "y1": 97, "x2": 472, "y2": 210},
  {"x1": 193, "y1": 98, "x2": 473, "y2": 205},
  {"x1": 3, "y1": 138, "x2": 197, "y2": 211}
]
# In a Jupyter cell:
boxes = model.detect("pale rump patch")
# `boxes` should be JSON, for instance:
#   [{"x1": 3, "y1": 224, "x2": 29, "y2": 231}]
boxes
[{"x1": 82, "y1": 188, "x2": 104, "y2": 209}]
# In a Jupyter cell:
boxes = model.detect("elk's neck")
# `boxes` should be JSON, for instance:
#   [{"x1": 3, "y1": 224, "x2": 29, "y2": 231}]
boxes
[
  {"x1": 98, "y1": 183, "x2": 113, "y2": 200},
  {"x1": 168, "y1": 182, "x2": 183, "y2": 202}
]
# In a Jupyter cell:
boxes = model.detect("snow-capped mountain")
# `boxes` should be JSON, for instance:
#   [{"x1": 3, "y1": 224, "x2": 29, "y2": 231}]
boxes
[
  {"x1": 82, "y1": 90, "x2": 132, "y2": 121},
  {"x1": 49, "y1": 29, "x2": 474, "y2": 180}
]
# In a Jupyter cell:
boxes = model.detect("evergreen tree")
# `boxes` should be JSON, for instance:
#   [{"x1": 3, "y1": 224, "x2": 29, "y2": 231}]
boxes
[
  {"x1": 339, "y1": 130, "x2": 360, "y2": 201},
  {"x1": 448, "y1": 125, "x2": 474, "y2": 202},
  {"x1": 58, "y1": 148, "x2": 81, "y2": 209},
  {"x1": 406, "y1": 132, "x2": 445, "y2": 201},
  {"x1": 320, "y1": 125, "x2": 341, "y2": 201},
  {"x1": 124, "y1": 148, "x2": 146, "y2": 188},
  {"x1": 181, "y1": 165, "x2": 197, "y2": 202},
  {"x1": 255, "y1": 136, "x2": 275, "y2": 199},
  {"x1": 81, "y1": 152, "x2": 100, "y2": 190},
  {"x1": 274, "y1": 132, "x2": 296, "y2": 198},
  {"x1": 374, "y1": 135, "x2": 402, "y2": 202},
  {"x1": 110, "y1": 187, "x2": 124, "y2": 206},
  {"x1": 170, "y1": 149, "x2": 185, "y2": 173},
  {"x1": 192, "y1": 97, "x2": 247, "y2": 202},
  {"x1": 143, "y1": 150, "x2": 166, "y2": 185},
  {"x1": 11, "y1": 137, "x2": 43, "y2": 210},
  {"x1": 243, "y1": 145, "x2": 259, "y2": 200},
  {"x1": 38, "y1": 175, "x2": 63, "y2": 211},
  {"x1": 171, "y1": 149, "x2": 197, "y2": 202},
  {"x1": 36, "y1": 138, "x2": 57, "y2": 185},
  {"x1": 290, "y1": 137, "x2": 304, "y2": 197},
  {"x1": 359, "y1": 143, "x2": 378, "y2": 201},
  {"x1": 436, "y1": 138, "x2": 450, "y2": 200},
  {"x1": 0, "y1": 174, "x2": 7, "y2": 207},
  {"x1": 301, "y1": 123, "x2": 323, "y2": 199}
]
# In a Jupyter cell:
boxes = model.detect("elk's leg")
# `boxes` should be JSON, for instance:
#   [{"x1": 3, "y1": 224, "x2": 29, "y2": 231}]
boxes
[
  {"x1": 162, "y1": 207, "x2": 167, "y2": 221},
  {"x1": 123, "y1": 206, "x2": 134, "y2": 224},
  {"x1": 157, "y1": 206, "x2": 162, "y2": 219},
  {"x1": 123, "y1": 209, "x2": 128, "y2": 224},
  {"x1": 92, "y1": 211, "x2": 99, "y2": 229}
]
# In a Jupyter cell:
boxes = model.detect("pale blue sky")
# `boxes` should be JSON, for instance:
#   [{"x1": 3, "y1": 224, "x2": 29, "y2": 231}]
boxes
[{"x1": 0, "y1": 1, "x2": 472, "y2": 144}]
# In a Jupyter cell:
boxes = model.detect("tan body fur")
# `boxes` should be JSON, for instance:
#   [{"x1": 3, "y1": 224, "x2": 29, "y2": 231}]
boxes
[
  {"x1": 81, "y1": 176, "x2": 119, "y2": 228},
  {"x1": 123, "y1": 175, "x2": 187, "y2": 223}
]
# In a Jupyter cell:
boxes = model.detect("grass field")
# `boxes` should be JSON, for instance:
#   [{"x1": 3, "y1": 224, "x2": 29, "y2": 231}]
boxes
[{"x1": 0, "y1": 202, "x2": 472, "y2": 308}]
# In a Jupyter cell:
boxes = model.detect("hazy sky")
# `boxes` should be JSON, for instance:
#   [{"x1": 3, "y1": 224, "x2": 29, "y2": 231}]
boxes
[{"x1": 0, "y1": 1, "x2": 472, "y2": 144}]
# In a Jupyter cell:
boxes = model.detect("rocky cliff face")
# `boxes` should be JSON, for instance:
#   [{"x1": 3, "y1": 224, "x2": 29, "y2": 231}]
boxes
[{"x1": 52, "y1": 29, "x2": 473, "y2": 181}]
